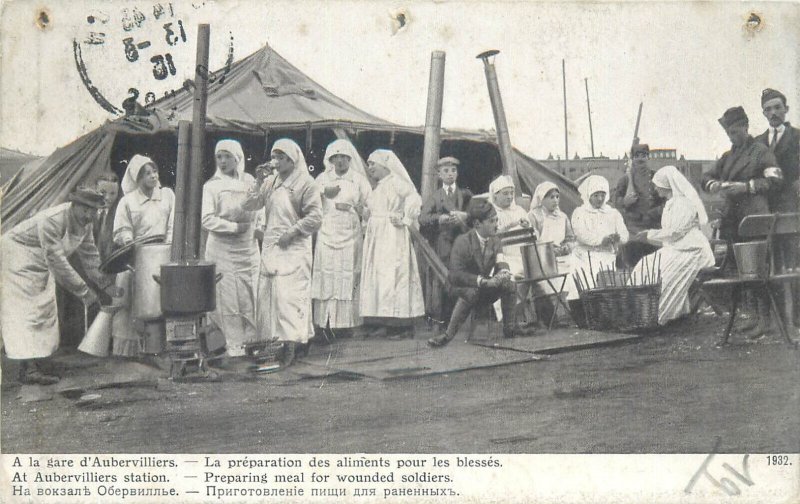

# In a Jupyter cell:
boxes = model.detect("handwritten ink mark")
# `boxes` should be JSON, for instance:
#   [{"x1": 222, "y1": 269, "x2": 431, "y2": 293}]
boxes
[{"x1": 685, "y1": 437, "x2": 754, "y2": 496}]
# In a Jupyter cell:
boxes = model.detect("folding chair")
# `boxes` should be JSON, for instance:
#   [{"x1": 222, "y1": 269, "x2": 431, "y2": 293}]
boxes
[{"x1": 697, "y1": 213, "x2": 800, "y2": 345}]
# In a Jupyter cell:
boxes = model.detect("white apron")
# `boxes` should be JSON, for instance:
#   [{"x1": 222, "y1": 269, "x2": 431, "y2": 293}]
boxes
[
  {"x1": 1, "y1": 232, "x2": 84, "y2": 359},
  {"x1": 535, "y1": 212, "x2": 574, "y2": 297},
  {"x1": 256, "y1": 183, "x2": 314, "y2": 344},
  {"x1": 311, "y1": 177, "x2": 364, "y2": 328},
  {"x1": 359, "y1": 177, "x2": 425, "y2": 319},
  {"x1": 204, "y1": 186, "x2": 261, "y2": 356}
]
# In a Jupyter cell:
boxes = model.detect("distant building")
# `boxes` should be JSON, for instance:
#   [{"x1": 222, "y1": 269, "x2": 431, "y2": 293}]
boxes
[{"x1": 540, "y1": 149, "x2": 716, "y2": 193}]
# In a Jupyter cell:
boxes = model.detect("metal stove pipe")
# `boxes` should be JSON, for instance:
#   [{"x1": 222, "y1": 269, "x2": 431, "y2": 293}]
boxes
[{"x1": 477, "y1": 49, "x2": 519, "y2": 193}]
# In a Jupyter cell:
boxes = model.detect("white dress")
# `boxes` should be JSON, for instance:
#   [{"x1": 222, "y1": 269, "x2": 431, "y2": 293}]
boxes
[
  {"x1": 634, "y1": 197, "x2": 715, "y2": 325},
  {"x1": 202, "y1": 173, "x2": 261, "y2": 356},
  {"x1": 570, "y1": 205, "x2": 629, "y2": 299},
  {"x1": 247, "y1": 169, "x2": 322, "y2": 344},
  {"x1": 529, "y1": 207, "x2": 575, "y2": 297},
  {"x1": 495, "y1": 203, "x2": 531, "y2": 277},
  {"x1": 110, "y1": 186, "x2": 175, "y2": 356},
  {"x1": 311, "y1": 169, "x2": 372, "y2": 328},
  {"x1": 1, "y1": 203, "x2": 105, "y2": 359},
  {"x1": 359, "y1": 174, "x2": 425, "y2": 319}
]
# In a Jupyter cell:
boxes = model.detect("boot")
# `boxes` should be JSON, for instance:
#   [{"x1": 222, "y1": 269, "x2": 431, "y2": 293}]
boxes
[
  {"x1": 745, "y1": 295, "x2": 772, "y2": 341},
  {"x1": 280, "y1": 342, "x2": 297, "y2": 367},
  {"x1": 428, "y1": 298, "x2": 471, "y2": 348},
  {"x1": 19, "y1": 360, "x2": 60, "y2": 385}
]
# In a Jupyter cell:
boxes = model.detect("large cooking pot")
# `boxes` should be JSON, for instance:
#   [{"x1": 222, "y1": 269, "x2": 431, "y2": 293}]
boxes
[
  {"x1": 99, "y1": 234, "x2": 165, "y2": 274},
  {"x1": 154, "y1": 262, "x2": 221, "y2": 315},
  {"x1": 521, "y1": 242, "x2": 559, "y2": 280},
  {"x1": 132, "y1": 242, "x2": 172, "y2": 320}
]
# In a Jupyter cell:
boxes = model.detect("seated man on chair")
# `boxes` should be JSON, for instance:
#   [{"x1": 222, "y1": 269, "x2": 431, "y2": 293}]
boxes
[{"x1": 428, "y1": 198, "x2": 531, "y2": 348}]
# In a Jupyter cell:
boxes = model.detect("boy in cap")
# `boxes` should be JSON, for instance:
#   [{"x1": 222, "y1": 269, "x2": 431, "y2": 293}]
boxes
[
  {"x1": 702, "y1": 105, "x2": 782, "y2": 339},
  {"x1": 756, "y1": 88, "x2": 800, "y2": 329},
  {"x1": 427, "y1": 198, "x2": 529, "y2": 348},
  {"x1": 614, "y1": 143, "x2": 665, "y2": 267},
  {"x1": 419, "y1": 156, "x2": 472, "y2": 324}
]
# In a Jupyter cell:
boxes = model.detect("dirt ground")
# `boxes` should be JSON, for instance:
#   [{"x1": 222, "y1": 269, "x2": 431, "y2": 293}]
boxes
[{"x1": 2, "y1": 310, "x2": 798, "y2": 454}]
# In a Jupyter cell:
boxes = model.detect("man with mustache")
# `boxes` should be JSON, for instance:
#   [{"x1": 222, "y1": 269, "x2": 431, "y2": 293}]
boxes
[{"x1": 756, "y1": 88, "x2": 800, "y2": 330}]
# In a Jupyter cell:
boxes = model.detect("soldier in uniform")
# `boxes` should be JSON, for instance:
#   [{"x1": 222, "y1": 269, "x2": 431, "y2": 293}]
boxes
[
  {"x1": 614, "y1": 143, "x2": 665, "y2": 267},
  {"x1": 702, "y1": 106, "x2": 782, "y2": 339}
]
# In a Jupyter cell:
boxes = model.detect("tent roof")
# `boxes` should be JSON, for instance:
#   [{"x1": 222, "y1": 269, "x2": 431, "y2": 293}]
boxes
[
  {"x1": 150, "y1": 45, "x2": 394, "y2": 131},
  {"x1": 2, "y1": 44, "x2": 579, "y2": 231},
  {"x1": 0, "y1": 148, "x2": 41, "y2": 186}
]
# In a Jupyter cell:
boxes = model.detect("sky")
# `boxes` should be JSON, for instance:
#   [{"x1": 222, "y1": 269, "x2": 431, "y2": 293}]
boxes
[{"x1": 1, "y1": 0, "x2": 799, "y2": 160}]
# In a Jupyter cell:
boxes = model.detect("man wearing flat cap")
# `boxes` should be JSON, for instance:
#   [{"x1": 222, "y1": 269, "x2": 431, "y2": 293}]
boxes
[
  {"x1": 756, "y1": 88, "x2": 800, "y2": 329},
  {"x1": 702, "y1": 105, "x2": 781, "y2": 338},
  {"x1": 614, "y1": 143, "x2": 665, "y2": 266},
  {"x1": 419, "y1": 156, "x2": 473, "y2": 324},
  {"x1": 1, "y1": 188, "x2": 113, "y2": 385},
  {"x1": 428, "y1": 198, "x2": 527, "y2": 348}
]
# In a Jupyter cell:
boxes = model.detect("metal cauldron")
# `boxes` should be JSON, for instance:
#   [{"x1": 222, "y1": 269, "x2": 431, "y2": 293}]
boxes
[
  {"x1": 154, "y1": 262, "x2": 221, "y2": 315},
  {"x1": 132, "y1": 242, "x2": 172, "y2": 320},
  {"x1": 521, "y1": 242, "x2": 559, "y2": 280},
  {"x1": 733, "y1": 241, "x2": 769, "y2": 278}
]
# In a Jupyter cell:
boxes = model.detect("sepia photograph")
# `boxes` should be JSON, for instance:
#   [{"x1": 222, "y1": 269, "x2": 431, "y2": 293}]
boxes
[{"x1": 0, "y1": 0, "x2": 798, "y2": 502}]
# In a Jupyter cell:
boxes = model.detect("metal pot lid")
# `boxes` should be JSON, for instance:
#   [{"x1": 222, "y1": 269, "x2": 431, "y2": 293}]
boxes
[{"x1": 100, "y1": 234, "x2": 166, "y2": 274}]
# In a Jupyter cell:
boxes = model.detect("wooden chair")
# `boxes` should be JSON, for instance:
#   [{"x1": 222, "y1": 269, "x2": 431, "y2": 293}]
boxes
[{"x1": 697, "y1": 213, "x2": 800, "y2": 345}]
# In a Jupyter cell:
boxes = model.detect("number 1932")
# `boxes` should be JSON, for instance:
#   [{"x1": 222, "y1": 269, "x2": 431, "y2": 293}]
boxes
[{"x1": 766, "y1": 455, "x2": 790, "y2": 466}]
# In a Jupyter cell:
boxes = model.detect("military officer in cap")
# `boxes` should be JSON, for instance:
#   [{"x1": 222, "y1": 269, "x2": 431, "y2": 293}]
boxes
[
  {"x1": 614, "y1": 143, "x2": 665, "y2": 267},
  {"x1": 757, "y1": 88, "x2": 800, "y2": 213},
  {"x1": 756, "y1": 88, "x2": 800, "y2": 329},
  {"x1": 703, "y1": 106, "x2": 782, "y2": 241},
  {"x1": 702, "y1": 105, "x2": 782, "y2": 339},
  {"x1": 419, "y1": 156, "x2": 473, "y2": 324}
]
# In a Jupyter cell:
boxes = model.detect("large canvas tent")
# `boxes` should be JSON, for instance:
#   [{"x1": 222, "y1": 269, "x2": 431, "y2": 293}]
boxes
[
  {"x1": 1, "y1": 45, "x2": 579, "y2": 232},
  {"x1": 0, "y1": 148, "x2": 41, "y2": 187}
]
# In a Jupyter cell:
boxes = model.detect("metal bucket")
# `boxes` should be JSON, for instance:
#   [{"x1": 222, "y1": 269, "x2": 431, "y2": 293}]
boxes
[
  {"x1": 132, "y1": 242, "x2": 171, "y2": 320},
  {"x1": 521, "y1": 242, "x2": 558, "y2": 280},
  {"x1": 733, "y1": 241, "x2": 769, "y2": 278},
  {"x1": 78, "y1": 306, "x2": 116, "y2": 357}
]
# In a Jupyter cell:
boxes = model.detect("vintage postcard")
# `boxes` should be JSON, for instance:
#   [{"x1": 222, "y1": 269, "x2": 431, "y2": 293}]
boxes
[{"x1": 0, "y1": 0, "x2": 798, "y2": 502}]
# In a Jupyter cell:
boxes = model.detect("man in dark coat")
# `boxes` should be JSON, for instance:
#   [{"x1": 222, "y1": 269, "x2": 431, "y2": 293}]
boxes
[
  {"x1": 756, "y1": 88, "x2": 800, "y2": 328},
  {"x1": 614, "y1": 143, "x2": 665, "y2": 267},
  {"x1": 93, "y1": 172, "x2": 121, "y2": 262},
  {"x1": 702, "y1": 105, "x2": 782, "y2": 339},
  {"x1": 419, "y1": 157, "x2": 472, "y2": 323},
  {"x1": 427, "y1": 198, "x2": 528, "y2": 348}
]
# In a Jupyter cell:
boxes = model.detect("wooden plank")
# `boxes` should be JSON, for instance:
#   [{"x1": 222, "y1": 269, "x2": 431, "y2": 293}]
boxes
[
  {"x1": 470, "y1": 328, "x2": 641, "y2": 355},
  {"x1": 300, "y1": 339, "x2": 541, "y2": 381}
]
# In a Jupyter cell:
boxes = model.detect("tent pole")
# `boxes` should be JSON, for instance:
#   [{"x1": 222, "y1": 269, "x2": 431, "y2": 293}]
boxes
[
  {"x1": 563, "y1": 59, "x2": 569, "y2": 161},
  {"x1": 477, "y1": 50, "x2": 519, "y2": 194},
  {"x1": 420, "y1": 50, "x2": 446, "y2": 200},
  {"x1": 171, "y1": 121, "x2": 191, "y2": 261},
  {"x1": 585, "y1": 78, "x2": 595, "y2": 158},
  {"x1": 185, "y1": 24, "x2": 210, "y2": 261}
]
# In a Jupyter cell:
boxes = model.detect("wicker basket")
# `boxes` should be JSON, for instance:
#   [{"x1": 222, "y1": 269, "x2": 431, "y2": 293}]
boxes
[{"x1": 579, "y1": 283, "x2": 661, "y2": 332}]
